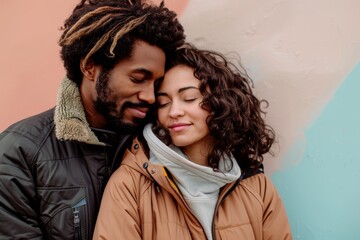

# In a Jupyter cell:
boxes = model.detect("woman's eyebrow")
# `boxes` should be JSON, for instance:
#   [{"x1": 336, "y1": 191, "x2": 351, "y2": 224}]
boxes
[
  {"x1": 178, "y1": 86, "x2": 198, "y2": 93},
  {"x1": 157, "y1": 86, "x2": 198, "y2": 97}
]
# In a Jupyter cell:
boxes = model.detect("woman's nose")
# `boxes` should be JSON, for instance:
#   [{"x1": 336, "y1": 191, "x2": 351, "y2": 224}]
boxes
[{"x1": 168, "y1": 101, "x2": 184, "y2": 118}]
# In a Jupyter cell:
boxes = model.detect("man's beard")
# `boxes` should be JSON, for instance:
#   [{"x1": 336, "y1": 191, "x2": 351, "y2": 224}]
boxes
[{"x1": 93, "y1": 69, "x2": 150, "y2": 134}]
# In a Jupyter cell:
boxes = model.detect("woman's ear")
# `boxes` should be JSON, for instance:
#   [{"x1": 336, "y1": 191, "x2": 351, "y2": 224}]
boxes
[{"x1": 80, "y1": 59, "x2": 96, "y2": 81}]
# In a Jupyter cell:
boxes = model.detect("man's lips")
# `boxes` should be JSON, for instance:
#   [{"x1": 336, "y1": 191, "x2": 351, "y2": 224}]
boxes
[{"x1": 128, "y1": 107, "x2": 149, "y2": 119}]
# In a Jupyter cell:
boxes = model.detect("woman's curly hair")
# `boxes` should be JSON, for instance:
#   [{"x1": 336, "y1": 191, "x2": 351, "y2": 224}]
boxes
[
  {"x1": 154, "y1": 43, "x2": 275, "y2": 171},
  {"x1": 59, "y1": 0, "x2": 185, "y2": 85}
]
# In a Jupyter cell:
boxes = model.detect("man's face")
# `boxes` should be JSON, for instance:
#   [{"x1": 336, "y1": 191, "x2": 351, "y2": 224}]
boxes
[{"x1": 94, "y1": 40, "x2": 165, "y2": 133}]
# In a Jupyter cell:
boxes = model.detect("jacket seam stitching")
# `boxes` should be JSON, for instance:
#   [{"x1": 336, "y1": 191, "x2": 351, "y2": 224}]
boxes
[{"x1": 240, "y1": 181, "x2": 263, "y2": 208}]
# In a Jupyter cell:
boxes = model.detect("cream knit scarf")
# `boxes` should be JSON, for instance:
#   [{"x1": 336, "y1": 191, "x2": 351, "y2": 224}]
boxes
[{"x1": 143, "y1": 124, "x2": 241, "y2": 240}]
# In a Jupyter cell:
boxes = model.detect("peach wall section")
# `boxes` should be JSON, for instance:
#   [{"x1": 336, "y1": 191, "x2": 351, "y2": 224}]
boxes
[{"x1": 178, "y1": 0, "x2": 360, "y2": 173}]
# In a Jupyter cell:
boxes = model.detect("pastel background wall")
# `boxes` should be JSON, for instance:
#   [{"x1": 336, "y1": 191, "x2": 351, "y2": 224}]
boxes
[{"x1": 1, "y1": 1, "x2": 359, "y2": 239}]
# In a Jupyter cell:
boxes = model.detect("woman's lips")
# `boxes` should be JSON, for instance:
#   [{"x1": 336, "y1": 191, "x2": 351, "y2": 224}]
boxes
[{"x1": 168, "y1": 123, "x2": 191, "y2": 132}]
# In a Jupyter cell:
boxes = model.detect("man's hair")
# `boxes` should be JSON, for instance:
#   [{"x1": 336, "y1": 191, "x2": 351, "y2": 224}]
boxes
[
  {"x1": 154, "y1": 43, "x2": 275, "y2": 171},
  {"x1": 59, "y1": 0, "x2": 185, "y2": 85}
]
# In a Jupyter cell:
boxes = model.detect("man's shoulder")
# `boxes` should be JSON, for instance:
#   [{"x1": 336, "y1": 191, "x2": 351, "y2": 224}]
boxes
[{"x1": 2, "y1": 108, "x2": 55, "y2": 139}]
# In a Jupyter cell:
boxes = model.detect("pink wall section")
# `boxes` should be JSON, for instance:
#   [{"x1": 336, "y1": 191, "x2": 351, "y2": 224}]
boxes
[
  {"x1": 0, "y1": 1, "x2": 76, "y2": 131},
  {"x1": 0, "y1": 1, "x2": 188, "y2": 132}
]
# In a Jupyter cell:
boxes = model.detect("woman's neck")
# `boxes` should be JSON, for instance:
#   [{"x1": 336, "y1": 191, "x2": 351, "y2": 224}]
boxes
[{"x1": 181, "y1": 136, "x2": 215, "y2": 167}]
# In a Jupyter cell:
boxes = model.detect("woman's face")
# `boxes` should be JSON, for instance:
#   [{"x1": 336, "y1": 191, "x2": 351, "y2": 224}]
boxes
[{"x1": 156, "y1": 65, "x2": 213, "y2": 152}]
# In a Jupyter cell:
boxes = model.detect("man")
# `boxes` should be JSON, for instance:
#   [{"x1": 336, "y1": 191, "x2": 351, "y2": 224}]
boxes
[{"x1": 0, "y1": 0, "x2": 185, "y2": 239}]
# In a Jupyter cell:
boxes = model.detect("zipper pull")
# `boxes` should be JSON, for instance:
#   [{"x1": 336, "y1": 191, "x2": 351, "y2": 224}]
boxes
[
  {"x1": 72, "y1": 198, "x2": 86, "y2": 240},
  {"x1": 73, "y1": 208, "x2": 82, "y2": 239},
  {"x1": 73, "y1": 208, "x2": 80, "y2": 227}
]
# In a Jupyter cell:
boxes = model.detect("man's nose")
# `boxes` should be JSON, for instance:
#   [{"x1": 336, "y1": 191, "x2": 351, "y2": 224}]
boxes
[{"x1": 138, "y1": 86, "x2": 155, "y2": 104}]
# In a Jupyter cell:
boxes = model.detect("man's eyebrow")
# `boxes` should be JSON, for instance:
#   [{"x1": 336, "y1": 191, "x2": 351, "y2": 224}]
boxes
[
  {"x1": 156, "y1": 86, "x2": 198, "y2": 97},
  {"x1": 131, "y1": 68, "x2": 153, "y2": 77}
]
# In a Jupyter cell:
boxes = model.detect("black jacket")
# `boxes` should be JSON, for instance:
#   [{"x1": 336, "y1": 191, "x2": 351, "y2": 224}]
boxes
[{"x1": 0, "y1": 78, "x2": 131, "y2": 239}]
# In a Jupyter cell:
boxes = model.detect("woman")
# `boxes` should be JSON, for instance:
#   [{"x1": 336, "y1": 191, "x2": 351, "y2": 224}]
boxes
[{"x1": 93, "y1": 44, "x2": 292, "y2": 239}]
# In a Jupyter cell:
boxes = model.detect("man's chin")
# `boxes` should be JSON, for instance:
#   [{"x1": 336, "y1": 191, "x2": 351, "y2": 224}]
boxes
[{"x1": 115, "y1": 118, "x2": 146, "y2": 135}]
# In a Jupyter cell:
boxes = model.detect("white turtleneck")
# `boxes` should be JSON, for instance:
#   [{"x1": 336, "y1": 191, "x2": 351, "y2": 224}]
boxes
[{"x1": 143, "y1": 124, "x2": 241, "y2": 240}]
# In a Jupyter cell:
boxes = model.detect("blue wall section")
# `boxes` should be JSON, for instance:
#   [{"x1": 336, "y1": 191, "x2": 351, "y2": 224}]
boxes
[{"x1": 272, "y1": 63, "x2": 360, "y2": 240}]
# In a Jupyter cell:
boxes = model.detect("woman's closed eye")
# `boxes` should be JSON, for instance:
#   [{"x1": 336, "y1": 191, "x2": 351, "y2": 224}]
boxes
[
  {"x1": 157, "y1": 97, "x2": 170, "y2": 108},
  {"x1": 158, "y1": 102, "x2": 169, "y2": 108},
  {"x1": 158, "y1": 97, "x2": 197, "y2": 107},
  {"x1": 183, "y1": 98, "x2": 197, "y2": 102}
]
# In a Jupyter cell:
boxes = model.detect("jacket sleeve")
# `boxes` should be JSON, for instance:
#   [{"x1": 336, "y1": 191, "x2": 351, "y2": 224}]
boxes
[
  {"x1": 0, "y1": 131, "x2": 43, "y2": 239},
  {"x1": 93, "y1": 165, "x2": 142, "y2": 240},
  {"x1": 260, "y1": 174, "x2": 292, "y2": 240}
]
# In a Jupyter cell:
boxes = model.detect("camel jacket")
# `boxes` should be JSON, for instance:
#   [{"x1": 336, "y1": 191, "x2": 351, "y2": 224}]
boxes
[
  {"x1": 94, "y1": 138, "x2": 292, "y2": 240},
  {"x1": 0, "y1": 78, "x2": 131, "y2": 240}
]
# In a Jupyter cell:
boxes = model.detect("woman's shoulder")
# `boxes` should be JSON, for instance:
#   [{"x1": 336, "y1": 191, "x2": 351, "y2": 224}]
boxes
[
  {"x1": 239, "y1": 172, "x2": 279, "y2": 203},
  {"x1": 104, "y1": 162, "x2": 155, "y2": 207},
  {"x1": 241, "y1": 171, "x2": 270, "y2": 186}
]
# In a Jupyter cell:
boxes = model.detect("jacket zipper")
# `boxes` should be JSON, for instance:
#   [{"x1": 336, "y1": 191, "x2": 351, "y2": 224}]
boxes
[
  {"x1": 143, "y1": 163, "x2": 207, "y2": 238},
  {"x1": 72, "y1": 198, "x2": 87, "y2": 240},
  {"x1": 162, "y1": 167, "x2": 208, "y2": 238},
  {"x1": 73, "y1": 208, "x2": 81, "y2": 240},
  {"x1": 211, "y1": 172, "x2": 244, "y2": 239}
]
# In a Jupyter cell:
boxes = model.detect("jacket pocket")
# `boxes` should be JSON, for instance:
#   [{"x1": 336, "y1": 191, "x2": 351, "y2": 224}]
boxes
[{"x1": 38, "y1": 187, "x2": 88, "y2": 240}]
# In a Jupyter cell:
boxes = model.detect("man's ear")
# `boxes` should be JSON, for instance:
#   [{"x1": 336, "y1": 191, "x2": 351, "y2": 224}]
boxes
[{"x1": 80, "y1": 59, "x2": 96, "y2": 81}]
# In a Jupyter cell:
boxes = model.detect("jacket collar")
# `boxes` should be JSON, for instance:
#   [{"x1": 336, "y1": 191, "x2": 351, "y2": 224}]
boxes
[
  {"x1": 122, "y1": 138, "x2": 173, "y2": 188},
  {"x1": 54, "y1": 77, "x2": 104, "y2": 146},
  {"x1": 122, "y1": 138, "x2": 245, "y2": 217}
]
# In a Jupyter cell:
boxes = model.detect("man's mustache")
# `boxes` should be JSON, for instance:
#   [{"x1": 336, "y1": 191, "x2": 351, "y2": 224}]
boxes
[{"x1": 122, "y1": 101, "x2": 152, "y2": 110}]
